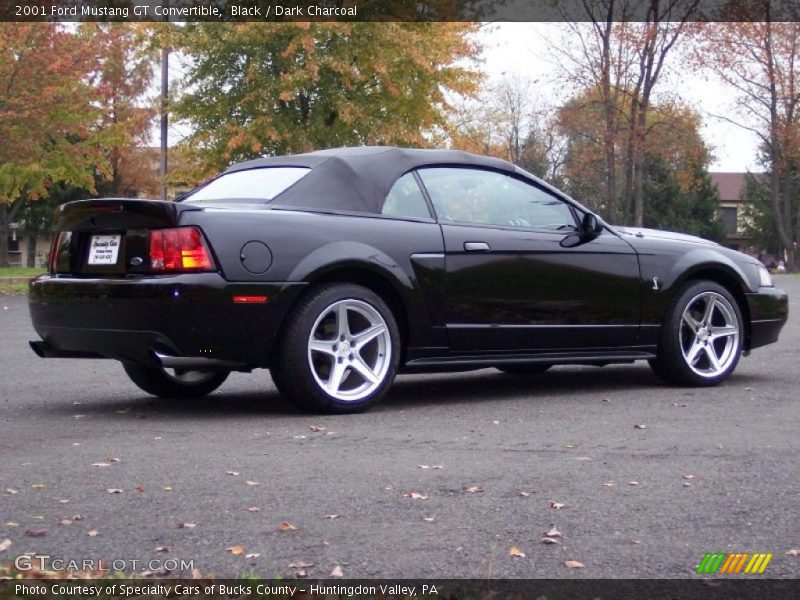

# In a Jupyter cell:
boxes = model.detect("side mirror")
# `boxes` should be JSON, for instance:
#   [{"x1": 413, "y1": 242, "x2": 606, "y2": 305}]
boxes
[{"x1": 580, "y1": 212, "x2": 603, "y2": 238}]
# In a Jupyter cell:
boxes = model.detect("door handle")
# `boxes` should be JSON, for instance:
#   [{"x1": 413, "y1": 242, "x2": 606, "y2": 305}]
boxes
[{"x1": 464, "y1": 242, "x2": 491, "y2": 252}]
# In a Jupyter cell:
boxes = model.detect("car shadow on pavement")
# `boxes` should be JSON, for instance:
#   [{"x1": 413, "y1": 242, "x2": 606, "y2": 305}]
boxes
[
  {"x1": 382, "y1": 364, "x2": 772, "y2": 409},
  {"x1": 44, "y1": 364, "x2": 772, "y2": 418}
]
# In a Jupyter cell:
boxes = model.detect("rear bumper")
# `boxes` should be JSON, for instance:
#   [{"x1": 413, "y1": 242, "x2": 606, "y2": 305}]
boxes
[
  {"x1": 28, "y1": 273, "x2": 306, "y2": 368},
  {"x1": 746, "y1": 287, "x2": 789, "y2": 351}
]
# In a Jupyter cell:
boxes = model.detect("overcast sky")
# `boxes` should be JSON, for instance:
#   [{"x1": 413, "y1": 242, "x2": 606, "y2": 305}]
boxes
[{"x1": 478, "y1": 23, "x2": 762, "y2": 173}]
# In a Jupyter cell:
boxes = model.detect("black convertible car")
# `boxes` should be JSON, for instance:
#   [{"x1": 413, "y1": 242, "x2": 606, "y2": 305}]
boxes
[{"x1": 29, "y1": 147, "x2": 788, "y2": 413}]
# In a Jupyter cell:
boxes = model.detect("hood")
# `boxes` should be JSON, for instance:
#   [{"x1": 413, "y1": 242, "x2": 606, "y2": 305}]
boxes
[{"x1": 614, "y1": 226, "x2": 719, "y2": 247}]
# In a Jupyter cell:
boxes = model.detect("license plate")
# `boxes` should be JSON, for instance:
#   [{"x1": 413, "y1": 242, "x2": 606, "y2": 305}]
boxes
[{"x1": 87, "y1": 234, "x2": 121, "y2": 265}]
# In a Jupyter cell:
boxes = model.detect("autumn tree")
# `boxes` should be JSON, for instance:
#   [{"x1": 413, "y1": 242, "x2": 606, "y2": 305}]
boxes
[
  {"x1": 449, "y1": 74, "x2": 566, "y2": 185},
  {"x1": 0, "y1": 24, "x2": 105, "y2": 267},
  {"x1": 553, "y1": 0, "x2": 698, "y2": 225},
  {"x1": 84, "y1": 23, "x2": 158, "y2": 198},
  {"x1": 173, "y1": 23, "x2": 481, "y2": 182},
  {"x1": 696, "y1": 16, "x2": 800, "y2": 269},
  {"x1": 560, "y1": 88, "x2": 720, "y2": 236}
]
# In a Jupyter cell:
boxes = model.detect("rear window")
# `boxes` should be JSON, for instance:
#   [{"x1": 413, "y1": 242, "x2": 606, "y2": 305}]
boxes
[{"x1": 183, "y1": 167, "x2": 310, "y2": 203}]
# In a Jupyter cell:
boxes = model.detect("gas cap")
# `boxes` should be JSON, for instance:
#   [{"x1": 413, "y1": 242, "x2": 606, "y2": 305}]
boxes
[{"x1": 240, "y1": 241, "x2": 272, "y2": 274}]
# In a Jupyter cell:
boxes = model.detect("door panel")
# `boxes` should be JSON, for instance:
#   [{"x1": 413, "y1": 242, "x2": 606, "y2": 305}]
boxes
[{"x1": 441, "y1": 225, "x2": 641, "y2": 352}]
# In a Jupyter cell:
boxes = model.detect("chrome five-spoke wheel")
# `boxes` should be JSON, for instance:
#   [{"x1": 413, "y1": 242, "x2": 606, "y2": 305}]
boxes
[
  {"x1": 649, "y1": 280, "x2": 743, "y2": 387},
  {"x1": 274, "y1": 283, "x2": 400, "y2": 413},
  {"x1": 679, "y1": 291, "x2": 740, "y2": 378},
  {"x1": 308, "y1": 299, "x2": 392, "y2": 402}
]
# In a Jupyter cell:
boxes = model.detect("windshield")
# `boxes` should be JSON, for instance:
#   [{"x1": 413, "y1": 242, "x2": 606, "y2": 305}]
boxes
[{"x1": 182, "y1": 167, "x2": 310, "y2": 203}]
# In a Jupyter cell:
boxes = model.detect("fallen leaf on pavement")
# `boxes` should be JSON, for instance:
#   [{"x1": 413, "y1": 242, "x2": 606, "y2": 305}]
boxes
[
  {"x1": 288, "y1": 561, "x2": 313, "y2": 568},
  {"x1": 164, "y1": 486, "x2": 173, "y2": 492},
  {"x1": 245, "y1": 481, "x2": 260, "y2": 487},
  {"x1": 544, "y1": 527, "x2": 563, "y2": 538},
  {"x1": 309, "y1": 425, "x2": 326, "y2": 432},
  {"x1": 423, "y1": 517, "x2": 435, "y2": 522},
  {"x1": 519, "y1": 491, "x2": 531, "y2": 497},
  {"x1": 134, "y1": 486, "x2": 145, "y2": 493},
  {"x1": 227, "y1": 545, "x2": 245, "y2": 556},
  {"x1": 245, "y1": 553, "x2": 260, "y2": 559},
  {"x1": 631, "y1": 539, "x2": 641, "y2": 544},
  {"x1": 87, "y1": 530, "x2": 99, "y2": 537},
  {"x1": 404, "y1": 492, "x2": 428, "y2": 500},
  {"x1": 683, "y1": 482, "x2": 692, "y2": 487},
  {"x1": 634, "y1": 424, "x2": 647, "y2": 429},
  {"x1": 683, "y1": 475, "x2": 695, "y2": 480},
  {"x1": 24, "y1": 530, "x2": 47, "y2": 537},
  {"x1": 330, "y1": 565, "x2": 344, "y2": 577},
  {"x1": 0, "y1": 539, "x2": 11, "y2": 552},
  {"x1": 509, "y1": 546, "x2": 526, "y2": 558},
  {"x1": 603, "y1": 482, "x2": 615, "y2": 487},
  {"x1": 279, "y1": 522, "x2": 297, "y2": 531},
  {"x1": 31, "y1": 484, "x2": 45, "y2": 490},
  {"x1": 155, "y1": 546, "x2": 169, "y2": 553},
  {"x1": 57, "y1": 499, "x2": 72, "y2": 504},
  {"x1": 549, "y1": 501, "x2": 566, "y2": 509},
  {"x1": 466, "y1": 486, "x2": 485, "y2": 493},
  {"x1": 628, "y1": 481, "x2": 639, "y2": 486},
  {"x1": 245, "y1": 507, "x2": 261, "y2": 513},
  {"x1": 324, "y1": 514, "x2": 340, "y2": 519},
  {"x1": 5, "y1": 488, "x2": 18, "y2": 495},
  {"x1": 177, "y1": 523, "x2": 196, "y2": 529},
  {"x1": 4, "y1": 522, "x2": 18, "y2": 528},
  {"x1": 787, "y1": 549, "x2": 800, "y2": 556},
  {"x1": 225, "y1": 471, "x2": 240, "y2": 476},
  {"x1": 564, "y1": 560, "x2": 585, "y2": 569},
  {"x1": 540, "y1": 537, "x2": 560, "y2": 544},
  {"x1": 58, "y1": 519, "x2": 72, "y2": 526},
  {"x1": 92, "y1": 462, "x2": 112, "y2": 468},
  {"x1": 106, "y1": 489, "x2": 123, "y2": 494}
]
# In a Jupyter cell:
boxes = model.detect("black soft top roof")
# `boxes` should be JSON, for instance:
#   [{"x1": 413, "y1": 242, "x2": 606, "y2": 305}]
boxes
[{"x1": 223, "y1": 146, "x2": 516, "y2": 214}]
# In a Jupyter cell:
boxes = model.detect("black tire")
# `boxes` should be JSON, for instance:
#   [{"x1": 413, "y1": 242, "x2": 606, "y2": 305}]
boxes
[
  {"x1": 649, "y1": 281, "x2": 744, "y2": 386},
  {"x1": 269, "y1": 365, "x2": 288, "y2": 395},
  {"x1": 273, "y1": 283, "x2": 400, "y2": 414},
  {"x1": 123, "y1": 363, "x2": 229, "y2": 399},
  {"x1": 496, "y1": 364, "x2": 552, "y2": 375}
]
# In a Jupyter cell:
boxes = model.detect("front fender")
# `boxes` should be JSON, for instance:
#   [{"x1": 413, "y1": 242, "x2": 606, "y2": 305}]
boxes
[{"x1": 639, "y1": 247, "x2": 756, "y2": 330}]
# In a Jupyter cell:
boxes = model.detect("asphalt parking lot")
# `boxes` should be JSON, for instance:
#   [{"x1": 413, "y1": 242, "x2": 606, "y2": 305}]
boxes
[{"x1": 1, "y1": 276, "x2": 798, "y2": 579}]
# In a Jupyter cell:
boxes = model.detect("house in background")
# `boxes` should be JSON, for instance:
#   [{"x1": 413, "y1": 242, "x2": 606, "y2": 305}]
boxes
[{"x1": 709, "y1": 172, "x2": 752, "y2": 252}]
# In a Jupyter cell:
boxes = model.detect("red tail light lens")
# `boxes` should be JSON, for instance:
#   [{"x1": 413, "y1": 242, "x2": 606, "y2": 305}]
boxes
[{"x1": 149, "y1": 227, "x2": 214, "y2": 272}]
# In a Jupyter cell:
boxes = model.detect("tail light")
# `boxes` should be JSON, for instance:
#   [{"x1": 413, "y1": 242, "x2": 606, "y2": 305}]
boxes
[{"x1": 149, "y1": 227, "x2": 214, "y2": 272}]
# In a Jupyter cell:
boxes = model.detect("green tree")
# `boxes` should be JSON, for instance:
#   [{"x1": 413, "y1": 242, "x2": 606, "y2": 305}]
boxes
[
  {"x1": 0, "y1": 24, "x2": 105, "y2": 267},
  {"x1": 173, "y1": 22, "x2": 481, "y2": 181},
  {"x1": 643, "y1": 156, "x2": 724, "y2": 242}
]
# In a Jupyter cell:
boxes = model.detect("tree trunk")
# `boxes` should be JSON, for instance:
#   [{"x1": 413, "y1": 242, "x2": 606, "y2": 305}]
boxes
[
  {"x1": 633, "y1": 100, "x2": 648, "y2": 228},
  {"x1": 26, "y1": 233, "x2": 37, "y2": 268},
  {"x1": 0, "y1": 204, "x2": 9, "y2": 269}
]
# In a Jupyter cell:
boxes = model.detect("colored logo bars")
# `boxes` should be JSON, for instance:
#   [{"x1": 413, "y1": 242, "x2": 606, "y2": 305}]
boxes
[{"x1": 697, "y1": 552, "x2": 773, "y2": 574}]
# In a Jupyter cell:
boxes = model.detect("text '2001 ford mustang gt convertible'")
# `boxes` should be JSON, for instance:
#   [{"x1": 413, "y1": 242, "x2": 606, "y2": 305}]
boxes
[{"x1": 29, "y1": 146, "x2": 788, "y2": 413}]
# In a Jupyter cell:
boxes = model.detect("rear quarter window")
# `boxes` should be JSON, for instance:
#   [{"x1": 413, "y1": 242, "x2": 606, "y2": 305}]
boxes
[{"x1": 183, "y1": 167, "x2": 310, "y2": 203}]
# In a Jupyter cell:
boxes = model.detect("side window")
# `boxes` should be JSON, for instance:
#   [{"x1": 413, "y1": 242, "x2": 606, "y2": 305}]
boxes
[
  {"x1": 417, "y1": 168, "x2": 576, "y2": 231},
  {"x1": 381, "y1": 173, "x2": 432, "y2": 219}
]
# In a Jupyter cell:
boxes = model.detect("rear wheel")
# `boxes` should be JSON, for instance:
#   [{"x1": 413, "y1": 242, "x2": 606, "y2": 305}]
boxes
[
  {"x1": 123, "y1": 363, "x2": 229, "y2": 398},
  {"x1": 649, "y1": 281, "x2": 743, "y2": 386},
  {"x1": 496, "y1": 364, "x2": 552, "y2": 375},
  {"x1": 273, "y1": 284, "x2": 400, "y2": 414}
]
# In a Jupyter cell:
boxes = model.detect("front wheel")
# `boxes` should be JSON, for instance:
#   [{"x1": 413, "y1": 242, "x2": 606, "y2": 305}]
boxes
[
  {"x1": 273, "y1": 284, "x2": 400, "y2": 414},
  {"x1": 123, "y1": 363, "x2": 229, "y2": 398},
  {"x1": 649, "y1": 281, "x2": 743, "y2": 386}
]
